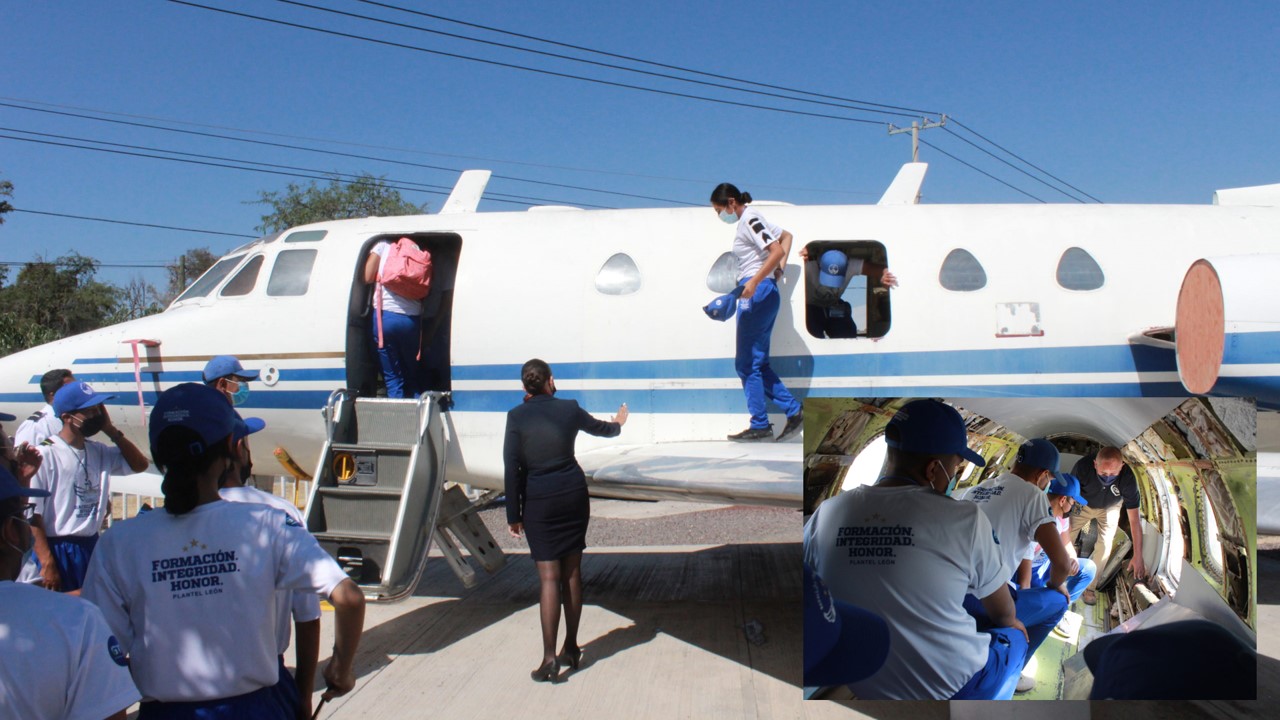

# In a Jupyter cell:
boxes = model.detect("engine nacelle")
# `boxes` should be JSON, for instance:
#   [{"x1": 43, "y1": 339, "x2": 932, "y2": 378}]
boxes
[{"x1": 1176, "y1": 255, "x2": 1280, "y2": 398}]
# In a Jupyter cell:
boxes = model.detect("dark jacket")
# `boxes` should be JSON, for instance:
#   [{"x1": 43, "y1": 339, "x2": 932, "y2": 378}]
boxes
[
  {"x1": 503, "y1": 395, "x2": 621, "y2": 524},
  {"x1": 1072, "y1": 452, "x2": 1141, "y2": 511}
]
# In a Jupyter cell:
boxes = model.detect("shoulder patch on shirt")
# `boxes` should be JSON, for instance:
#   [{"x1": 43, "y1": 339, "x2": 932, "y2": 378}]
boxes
[
  {"x1": 26, "y1": 410, "x2": 45, "y2": 422},
  {"x1": 39, "y1": 438, "x2": 54, "y2": 446},
  {"x1": 748, "y1": 218, "x2": 774, "y2": 243},
  {"x1": 107, "y1": 635, "x2": 128, "y2": 666}
]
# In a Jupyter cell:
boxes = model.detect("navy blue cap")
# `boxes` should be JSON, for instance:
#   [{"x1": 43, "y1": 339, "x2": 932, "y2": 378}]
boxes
[
  {"x1": 0, "y1": 465, "x2": 50, "y2": 503},
  {"x1": 1085, "y1": 620, "x2": 1255, "y2": 700},
  {"x1": 1016, "y1": 438, "x2": 1064, "y2": 483},
  {"x1": 149, "y1": 383, "x2": 239, "y2": 460},
  {"x1": 202, "y1": 355, "x2": 260, "y2": 383},
  {"x1": 52, "y1": 381, "x2": 116, "y2": 418},
  {"x1": 803, "y1": 564, "x2": 890, "y2": 686},
  {"x1": 885, "y1": 399, "x2": 985, "y2": 466},
  {"x1": 1049, "y1": 473, "x2": 1088, "y2": 506},
  {"x1": 0, "y1": 412, "x2": 14, "y2": 422},
  {"x1": 818, "y1": 250, "x2": 849, "y2": 288},
  {"x1": 703, "y1": 285, "x2": 745, "y2": 322}
]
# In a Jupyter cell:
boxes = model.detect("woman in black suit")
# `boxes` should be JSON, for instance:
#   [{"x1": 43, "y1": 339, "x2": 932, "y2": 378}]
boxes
[{"x1": 504, "y1": 359, "x2": 627, "y2": 682}]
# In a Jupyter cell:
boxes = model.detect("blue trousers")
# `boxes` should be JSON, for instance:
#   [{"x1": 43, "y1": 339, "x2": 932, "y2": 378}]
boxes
[
  {"x1": 950, "y1": 627, "x2": 1030, "y2": 700},
  {"x1": 373, "y1": 309, "x2": 422, "y2": 399},
  {"x1": 963, "y1": 585, "x2": 1068, "y2": 669},
  {"x1": 735, "y1": 278, "x2": 800, "y2": 429},
  {"x1": 1030, "y1": 558, "x2": 1097, "y2": 604},
  {"x1": 32, "y1": 534, "x2": 98, "y2": 592}
]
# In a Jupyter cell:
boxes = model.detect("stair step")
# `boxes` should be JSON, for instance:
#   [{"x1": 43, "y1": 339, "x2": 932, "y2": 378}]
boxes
[{"x1": 313, "y1": 531, "x2": 391, "y2": 544}]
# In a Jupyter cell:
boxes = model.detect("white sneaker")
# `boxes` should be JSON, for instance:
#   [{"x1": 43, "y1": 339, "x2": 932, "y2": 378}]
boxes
[
  {"x1": 1053, "y1": 611, "x2": 1081, "y2": 638},
  {"x1": 1015, "y1": 673, "x2": 1037, "y2": 694}
]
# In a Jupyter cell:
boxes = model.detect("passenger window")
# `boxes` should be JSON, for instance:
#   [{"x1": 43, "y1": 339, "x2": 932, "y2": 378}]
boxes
[
  {"x1": 174, "y1": 256, "x2": 243, "y2": 303},
  {"x1": 803, "y1": 241, "x2": 891, "y2": 339},
  {"x1": 939, "y1": 249, "x2": 987, "y2": 291},
  {"x1": 1056, "y1": 247, "x2": 1105, "y2": 290},
  {"x1": 595, "y1": 253, "x2": 641, "y2": 295},
  {"x1": 706, "y1": 252, "x2": 739, "y2": 294},
  {"x1": 284, "y1": 230, "x2": 327, "y2": 243},
  {"x1": 220, "y1": 255, "x2": 264, "y2": 297},
  {"x1": 267, "y1": 249, "x2": 318, "y2": 297}
]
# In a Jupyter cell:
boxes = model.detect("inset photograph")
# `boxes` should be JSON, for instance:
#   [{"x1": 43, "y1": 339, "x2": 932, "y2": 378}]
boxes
[{"x1": 803, "y1": 397, "x2": 1257, "y2": 703}]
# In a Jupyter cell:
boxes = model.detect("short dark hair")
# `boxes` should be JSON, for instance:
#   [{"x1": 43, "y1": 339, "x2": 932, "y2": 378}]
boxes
[
  {"x1": 710, "y1": 183, "x2": 752, "y2": 207},
  {"x1": 40, "y1": 369, "x2": 73, "y2": 403}
]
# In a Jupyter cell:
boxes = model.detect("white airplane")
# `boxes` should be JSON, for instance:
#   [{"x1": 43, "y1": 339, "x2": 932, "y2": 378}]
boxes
[
  {"x1": 0, "y1": 163, "x2": 1277, "y2": 591},
  {"x1": 804, "y1": 396, "x2": 1258, "y2": 701}
]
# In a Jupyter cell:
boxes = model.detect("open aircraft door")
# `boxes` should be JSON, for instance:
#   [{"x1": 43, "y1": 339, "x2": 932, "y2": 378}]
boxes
[{"x1": 305, "y1": 391, "x2": 451, "y2": 602}]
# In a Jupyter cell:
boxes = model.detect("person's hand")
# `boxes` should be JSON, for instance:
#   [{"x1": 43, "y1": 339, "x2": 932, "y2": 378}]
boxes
[
  {"x1": 881, "y1": 269, "x2": 899, "y2": 288},
  {"x1": 321, "y1": 659, "x2": 355, "y2": 700},
  {"x1": 1009, "y1": 618, "x2": 1029, "y2": 644},
  {"x1": 100, "y1": 406, "x2": 117, "y2": 433},
  {"x1": 508, "y1": 522, "x2": 523, "y2": 539},
  {"x1": 14, "y1": 442, "x2": 42, "y2": 484},
  {"x1": 798, "y1": 246, "x2": 810, "y2": 261},
  {"x1": 1055, "y1": 583, "x2": 1071, "y2": 603},
  {"x1": 40, "y1": 562, "x2": 62, "y2": 592},
  {"x1": 741, "y1": 279, "x2": 759, "y2": 300},
  {"x1": 612, "y1": 403, "x2": 628, "y2": 426},
  {"x1": 1068, "y1": 557, "x2": 1080, "y2": 576},
  {"x1": 1128, "y1": 555, "x2": 1147, "y2": 583}
]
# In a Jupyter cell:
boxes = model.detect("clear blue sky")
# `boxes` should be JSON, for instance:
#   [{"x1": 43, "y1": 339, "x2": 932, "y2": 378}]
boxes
[{"x1": 2, "y1": 0, "x2": 1277, "y2": 288}]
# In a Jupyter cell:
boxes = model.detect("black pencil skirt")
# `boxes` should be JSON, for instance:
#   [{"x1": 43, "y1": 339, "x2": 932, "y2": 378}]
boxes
[{"x1": 523, "y1": 486, "x2": 590, "y2": 561}]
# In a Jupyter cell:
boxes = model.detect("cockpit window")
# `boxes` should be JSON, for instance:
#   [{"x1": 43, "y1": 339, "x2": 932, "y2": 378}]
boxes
[
  {"x1": 939, "y1": 249, "x2": 987, "y2": 291},
  {"x1": 1056, "y1": 247, "x2": 1105, "y2": 290},
  {"x1": 174, "y1": 255, "x2": 243, "y2": 303},
  {"x1": 803, "y1": 241, "x2": 891, "y2": 339},
  {"x1": 594, "y1": 253, "x2": 641, "y2": 296},
  {"x1": 267, "y1": 249, "x2": 318, "y2": 297},
  {"x1": 706, "y1": 252, "x2": 739, "y2": 294},
  {"x1": 284, "y1": 230, "x2": 327, "y2": 243},
  {"x1": 220, "y1": 255, "x2": 264, "y2": 297}
]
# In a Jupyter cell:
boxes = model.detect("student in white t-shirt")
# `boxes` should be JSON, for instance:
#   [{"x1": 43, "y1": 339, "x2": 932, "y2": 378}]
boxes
[
  {"x1": 363, "y1": 238, "x2": 426, "y2": 398},
  {"x1": 29, "y1": 381, "x2": 149, "y2": 593},
  {"x1": 709, "y1": 183, "x2": 802, "y2": 443},
  {"x1": 218, "y1": 413, "x2": 322, "y2": 720},
  {"x1": 804, "y1": 399, "x2": 1029, "y2": 700},
  {"x1": 13, "y1": 368, "x2": 75, "y2": 448},
  {"x1": 1026, "y1": 473, "x2": 1096, "y2": 603},
  {"x1": 960, "y1": 438, "x2": 1071, "y2": 684},
  {"x1": 80, "y1": 383, "x2": 365, "y2": 719},
  {"x1": 0, "y1": 465, "x2": 141, "y2": 720}
]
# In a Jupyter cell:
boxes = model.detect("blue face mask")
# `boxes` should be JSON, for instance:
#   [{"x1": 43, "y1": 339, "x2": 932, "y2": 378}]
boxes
[
  {"x1": 231, "y1": 381, "x2": 250, "y2": 407},
  {"x1": 718, "y1": 210, "x2": 738, "y2": 224},
  {"x1": 1098, "y1": 473, "x2": 1118, "y2": 485}
]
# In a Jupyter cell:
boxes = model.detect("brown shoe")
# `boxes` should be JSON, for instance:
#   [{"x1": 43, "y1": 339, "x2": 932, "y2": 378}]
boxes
[{"x1": 1082, "y1": 589, "x2": 1097, "y2": 606}]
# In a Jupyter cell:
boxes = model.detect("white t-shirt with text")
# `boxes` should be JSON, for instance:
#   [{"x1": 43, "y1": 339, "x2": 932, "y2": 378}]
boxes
[
  {"x1": 31, "y1": 436, "x2": 129, "y2": 537},
  {"x1": 961, "y1": 473, "x2": 1056, "y2": 580}
]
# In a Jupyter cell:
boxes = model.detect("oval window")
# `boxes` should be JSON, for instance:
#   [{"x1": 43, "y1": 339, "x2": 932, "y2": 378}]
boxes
[
  {"x1": 220, "y1": 255, "x2": 264, "y2": 297},
  {"x1": 1056, "y1": 247, "x2": 1105, "y2": 290},
  {"x1": 595, "y1": 253, "x2": 641, "y2": 296},
  {"x1": 706, "y1": 252, "x2": 739, "y2": 294},
  {"x1": 939, "y1": 249, "x2": 987, "y2": 291}
]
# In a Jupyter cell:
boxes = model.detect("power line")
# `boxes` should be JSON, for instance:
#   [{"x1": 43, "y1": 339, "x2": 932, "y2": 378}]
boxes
[
  {"x1": 1, "y1": 259, "x2": 171, "y2": 269},
  {"x1": 949, "y1": 118, "x2": 1103, "y2": 203},
  {"x1": 0, "y1": 100, "x2": 697, "y2": 206},
  {"x1": 166, "y1": 0, "x2": 890, "y2": 126},
  {"x1": 10, "y1": 208, "x2": 256, "y2": 238},
  {"x1": 917, "y1": 137, "x2": 1047, "y2": 203},
  {"x1": 356, "y1": 0, "x2": 942, "y2": 117},
  {"x1": 940, "y1": 125, "x2": 1088, "y2": 203},
  {"x1": 273, "y1": 0, "x2": 920, "y2": 121}
]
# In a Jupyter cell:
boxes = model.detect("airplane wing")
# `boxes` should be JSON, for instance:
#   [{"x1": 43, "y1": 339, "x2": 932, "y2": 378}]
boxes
[{"x1": 577, "y1": 441, "x2": 801, "y2": 508}]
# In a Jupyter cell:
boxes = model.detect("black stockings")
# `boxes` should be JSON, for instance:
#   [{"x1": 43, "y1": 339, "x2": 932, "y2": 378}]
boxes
[{"x1": 535, "y1": 552, "x2": 583, "y2": 664}]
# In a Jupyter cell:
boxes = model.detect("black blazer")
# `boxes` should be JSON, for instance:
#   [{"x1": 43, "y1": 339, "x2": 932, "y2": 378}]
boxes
[{"x1": 503, "y1": 395, "x2": 621, "y2": 524}]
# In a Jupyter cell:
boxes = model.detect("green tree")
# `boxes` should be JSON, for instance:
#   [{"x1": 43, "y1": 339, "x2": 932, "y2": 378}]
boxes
[
  {"x1": 110, "y1": 275, "x2": 165, "y2": 323},
  {"x1": 161, "y1": 247, "x2": 218, "y2": 305},
  {"x1": 0, "y1": 254, "x2": 121, "y2": 355},
  {"x1": 0, "y1": 175, "x2": 13, "y2": 224},
  {"x1": 250, "y1": 173, "x2": 427, "y2": 234}
]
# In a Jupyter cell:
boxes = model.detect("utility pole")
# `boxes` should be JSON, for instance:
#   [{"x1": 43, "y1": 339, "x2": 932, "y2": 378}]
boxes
[{"x1": 888, "y1": 115, "x2": 947, "y2": 162}]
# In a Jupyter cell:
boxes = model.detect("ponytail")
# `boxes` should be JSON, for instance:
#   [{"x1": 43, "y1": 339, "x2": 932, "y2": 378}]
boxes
[{"x1": 153, "y1": 425, "x2": 231, "y2": 515}]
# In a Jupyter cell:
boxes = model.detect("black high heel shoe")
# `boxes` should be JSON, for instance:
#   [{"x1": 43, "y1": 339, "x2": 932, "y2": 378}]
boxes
[
  {"x1": 557, "y1": 645, "x2": 583, "y2": 671},
  {"x1": 531, "y1": 659, "x2": 558, "y2": 683}
]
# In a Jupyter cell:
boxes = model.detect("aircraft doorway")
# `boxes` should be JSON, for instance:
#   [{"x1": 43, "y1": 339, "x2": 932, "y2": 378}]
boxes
[{"x1": 346, "y1": 233, "x2": 461, "y2": 399}]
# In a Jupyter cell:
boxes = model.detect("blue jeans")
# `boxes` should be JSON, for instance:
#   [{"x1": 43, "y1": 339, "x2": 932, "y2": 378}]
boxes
[
  {"x1": 950, "y1": 627, "x2": 1030, "y2": 700},
  {"x1": 1030, "y1": 558, "x2": 1098, "y2": 604},
  {"x1": 372, "y1": 309, "x2": 421, "y2": 398},
  {"x1": 734, "y1": 278, "x2": 800, "y2": 429},
  {"x1": 963, "y1": 585, "x2": 1068, "y2": 668}
]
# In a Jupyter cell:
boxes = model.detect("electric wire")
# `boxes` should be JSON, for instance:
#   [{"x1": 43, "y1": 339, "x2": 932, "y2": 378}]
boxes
[
  {"x1": 10, "y1": 208, "x2": 256, "y2": 238},
  {"x1": 940, "y1": 125, "x2": 1088, "y2": 203},
  {"x1": 917, "y1": 137, "x2": 1047, "y2": 203},
  {"x1": 950, "y1": 119, "x2": 1102, "y2": 203}
]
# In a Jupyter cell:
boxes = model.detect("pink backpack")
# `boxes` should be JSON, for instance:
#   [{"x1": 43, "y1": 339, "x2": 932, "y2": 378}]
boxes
[{"x1": 375, "y1": 238, "x2": 433, "y2": 350}]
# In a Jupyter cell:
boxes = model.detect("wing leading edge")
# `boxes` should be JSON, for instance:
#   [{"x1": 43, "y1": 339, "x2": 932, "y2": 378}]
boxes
[{"x1": 577, "y1": 441, "x2": 801, "y2": 508}]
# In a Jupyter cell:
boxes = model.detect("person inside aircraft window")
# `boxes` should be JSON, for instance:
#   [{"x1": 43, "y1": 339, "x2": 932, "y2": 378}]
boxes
[
  {"x1": 799, "y1": 245, "x2": 897, "y2": 338},
  {"x1": 803, "y1": 399, "x2": 1031, "y2": 700},
  {"x1": 958, "y1": 438, "x2": 1071, "y2": 694},
  {"x1": 1069, "y1": 446, "x2": 1145, "y2": 605},
  {"x1": 504, "y1": 359, "x2": 627, "y2": 683},
  {"x1": 203, "y1": 355, "x2": 260, "y2": 407},
  {"x1": 709, "y1": 183, "x2": 802, "y2": 442},
  {"x1": 80, "y1": 383, "x2": 366, "y2": 718},
  {"x1": 363, "y1": 238, "x2": 429, "y2": 399}
]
